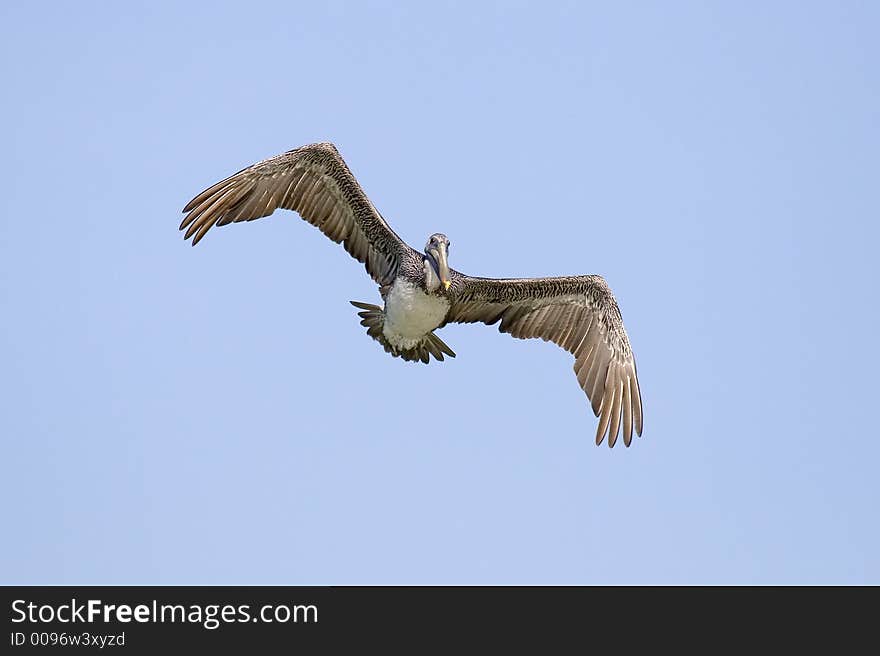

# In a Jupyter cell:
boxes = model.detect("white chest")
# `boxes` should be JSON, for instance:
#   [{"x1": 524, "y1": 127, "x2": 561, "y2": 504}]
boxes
[{"x1": 383, "y1": 280, "x2": 450, "y2": 348}]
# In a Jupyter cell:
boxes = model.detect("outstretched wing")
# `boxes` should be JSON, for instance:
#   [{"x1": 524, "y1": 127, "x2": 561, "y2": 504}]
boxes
[
  {"x1": 180, "y1": 142, "x2": 415, "y2": 286},
  {"x1": 446, "y1": 273, "x2": 643, "y2": 447}
]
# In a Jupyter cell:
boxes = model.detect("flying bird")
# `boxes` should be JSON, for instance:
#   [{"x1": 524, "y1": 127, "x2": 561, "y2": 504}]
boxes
[{"x1": 180, "y1": 143, "x2": 643, "y2": 447}]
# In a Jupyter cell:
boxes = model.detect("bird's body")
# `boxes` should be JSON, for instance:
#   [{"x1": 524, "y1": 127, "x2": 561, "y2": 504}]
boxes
[
  {"x1": 181, "y1": 142, "x2": 643, "y2": 447},
  {"x1": 382, "y1": 278, "x2": 450, "y2": 352}
]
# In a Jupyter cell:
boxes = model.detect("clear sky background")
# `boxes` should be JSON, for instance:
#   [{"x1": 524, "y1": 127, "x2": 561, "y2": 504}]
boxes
[{"x1": 2, "y1": 1, "x2": 878, "y2": 584}]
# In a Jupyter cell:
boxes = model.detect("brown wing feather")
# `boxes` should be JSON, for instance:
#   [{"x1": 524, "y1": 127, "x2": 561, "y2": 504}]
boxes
[
  {"x1": 180, "y1": 142, "x2": 414, "y2": 286},
  {"x1": 446, "y1": 273, "x2": 643, "y2": 447}
]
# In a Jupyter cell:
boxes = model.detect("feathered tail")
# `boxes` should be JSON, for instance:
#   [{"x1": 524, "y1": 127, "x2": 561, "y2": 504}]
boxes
[{"x1": 350, "y1": 301, "x2": 456, "y2": 364}]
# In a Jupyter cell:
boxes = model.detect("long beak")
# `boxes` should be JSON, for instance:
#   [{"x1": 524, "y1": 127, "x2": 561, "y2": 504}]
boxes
[{"x1": 430, "y1": 244, "x2": 452, "y2": 290}]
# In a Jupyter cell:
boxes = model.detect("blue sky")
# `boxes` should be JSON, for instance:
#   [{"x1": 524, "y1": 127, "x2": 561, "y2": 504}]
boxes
[{"x1": 2, "y1": 1, "x2": 878, "y2": 584}]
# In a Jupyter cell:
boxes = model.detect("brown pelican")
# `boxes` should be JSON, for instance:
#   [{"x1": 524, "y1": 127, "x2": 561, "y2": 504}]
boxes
[{"x1": 180, "y1": 143, "x2": 643, "y2": 447}]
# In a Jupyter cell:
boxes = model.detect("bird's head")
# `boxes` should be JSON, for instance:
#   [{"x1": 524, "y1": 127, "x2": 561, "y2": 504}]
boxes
[{"x1": 424, "y1": 233, "x2": 452, "y2": 291}]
